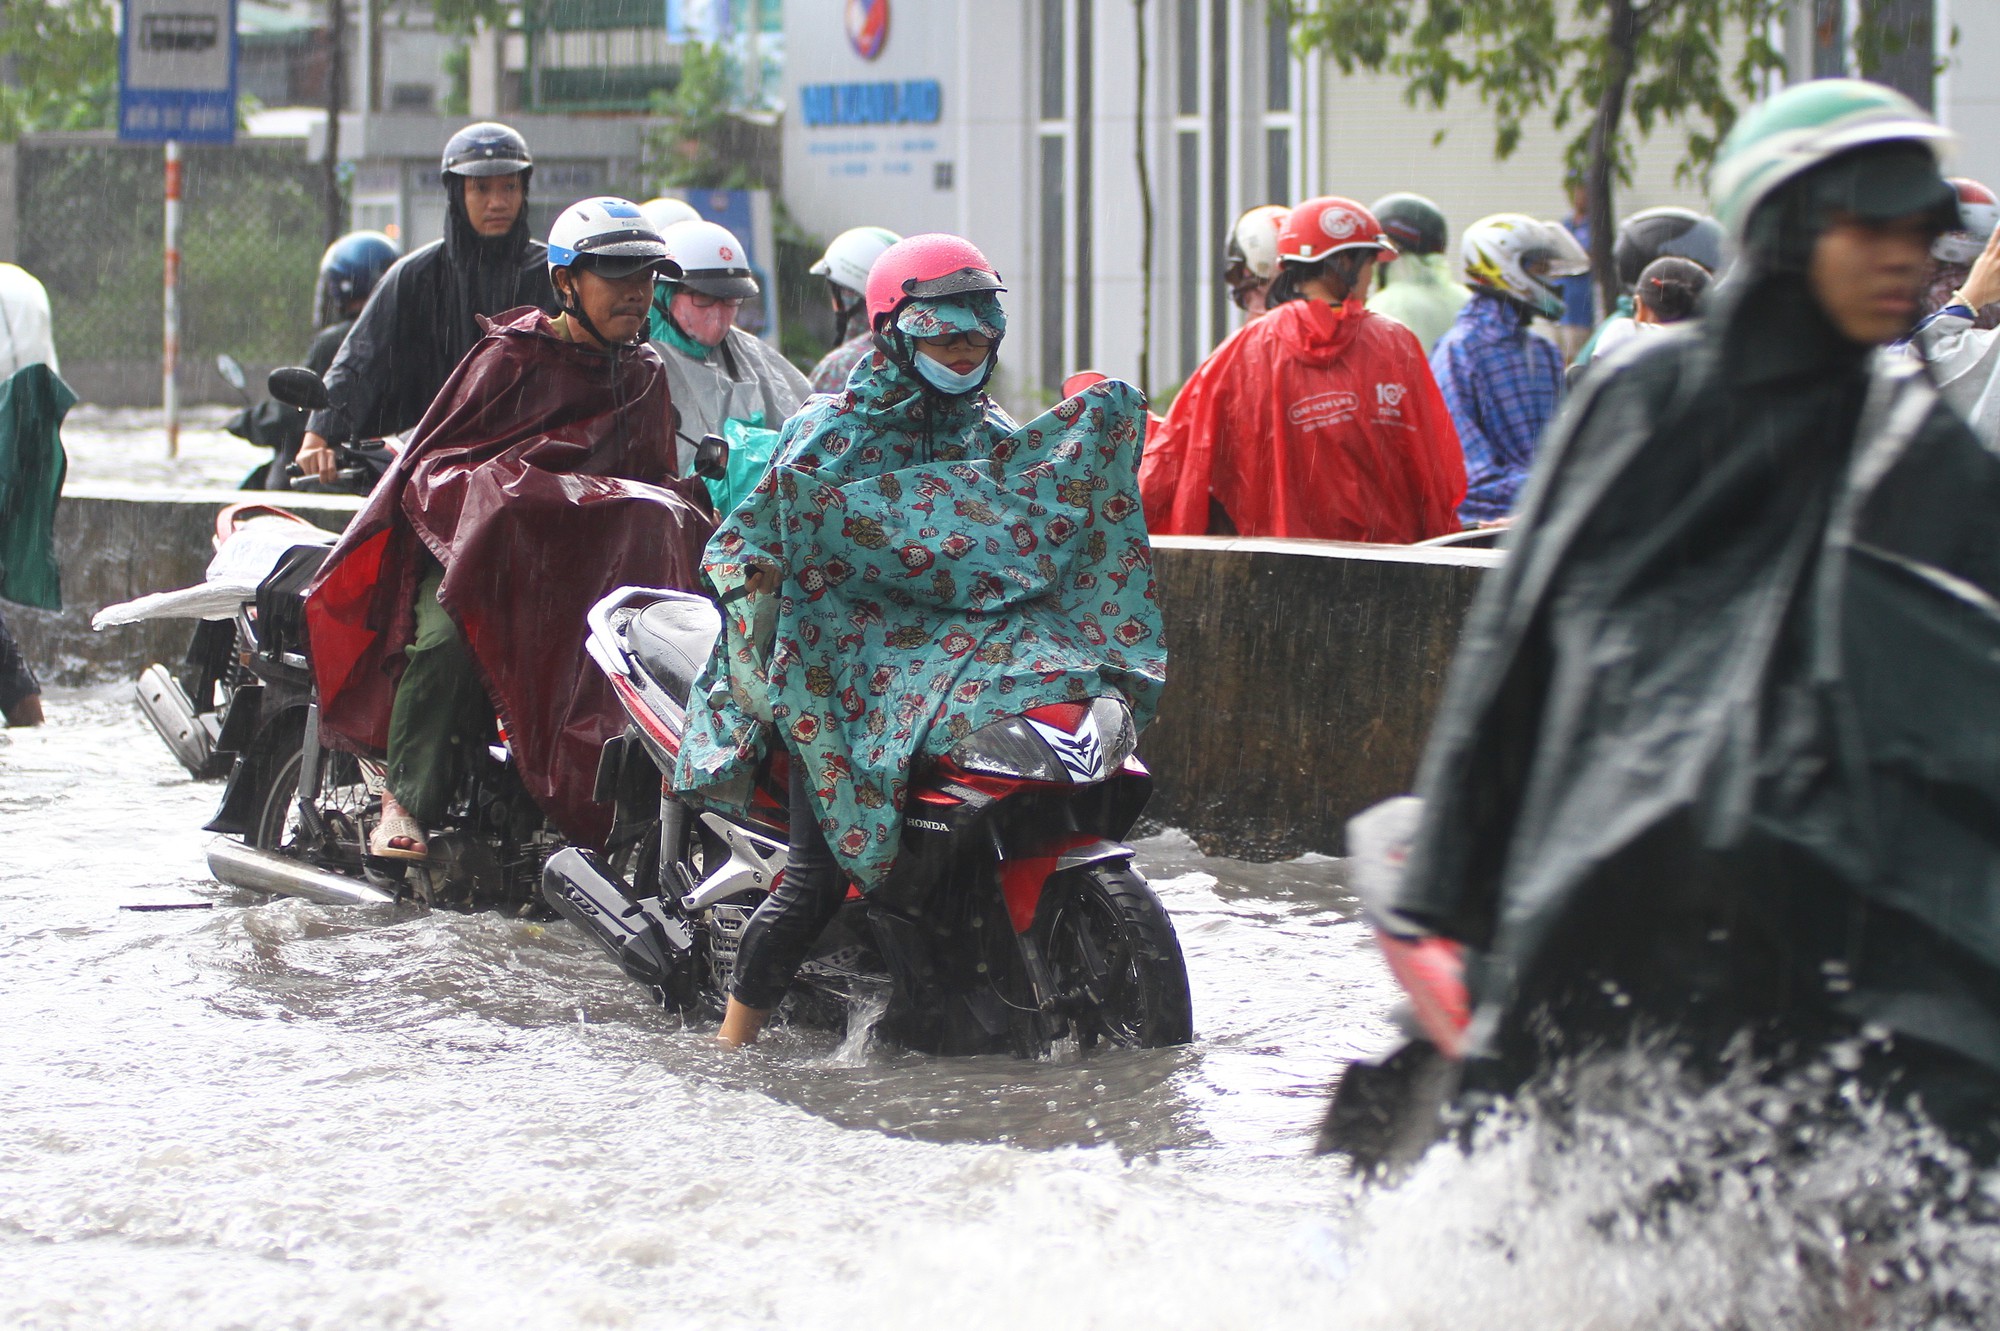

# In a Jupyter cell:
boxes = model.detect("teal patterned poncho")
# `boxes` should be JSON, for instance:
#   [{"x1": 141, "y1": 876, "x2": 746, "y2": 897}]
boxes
[{"x1": 670, "y1": 313, "x2": 1167, "y2": 891}]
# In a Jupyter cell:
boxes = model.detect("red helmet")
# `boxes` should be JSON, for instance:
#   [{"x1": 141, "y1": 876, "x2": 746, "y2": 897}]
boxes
[
  {"x1": 1935, "y1": 178, "x2": 2000, "y2": 265},
  {"x1": 865, "y1": 233, "x2": 1006, "y2": 328},
  {"x1": 1277, "y1": 197, "x2": 1396, "y2": 265}
]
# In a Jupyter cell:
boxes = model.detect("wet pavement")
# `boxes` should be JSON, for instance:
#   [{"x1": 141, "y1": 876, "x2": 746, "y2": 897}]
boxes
[
  {"x1": 7, "y1": 689, "x2": 1999, "y2": 1329},
  {"x1": 0, "y1": 688, "x2": 1393, "y2": 1330}
]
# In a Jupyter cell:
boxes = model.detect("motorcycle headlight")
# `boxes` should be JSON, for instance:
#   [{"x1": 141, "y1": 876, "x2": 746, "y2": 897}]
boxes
[
  {"x1": 947, "y1": 697, "x2": 1138, "y2": 784},
  {"x1": 949, "y1": 715, "x2": 1067, "y2": 782},
  {"x1": 1088, "y1": 697, "x2": 1139, "y2": 774}
]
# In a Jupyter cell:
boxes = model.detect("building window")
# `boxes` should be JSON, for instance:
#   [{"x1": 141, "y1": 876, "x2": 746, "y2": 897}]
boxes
[
  {"x1": 1176, "y1": 0, "x2": 1200, "y2": 117},
  {"x1": 1176, "y1": 130, "x2": 1201, "y2": 381},
  {"x1": 1040, "y1": 0, "x2": 1066, "y2": 121},
  {"x1": 1041, "y1": 134, "x2": 1068, "y2": 392},
  {"x1": 1266, "y1": 12, "x2": 1291, "y2": 113},
  {"x1": 1265, "y1": 126, "x2": 1290, "y2": 205}
]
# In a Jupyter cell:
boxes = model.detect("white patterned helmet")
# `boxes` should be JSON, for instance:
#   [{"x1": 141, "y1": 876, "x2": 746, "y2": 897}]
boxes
[{"x1": 1461, "y1": 213, "x2": 1589, "y2": 319}]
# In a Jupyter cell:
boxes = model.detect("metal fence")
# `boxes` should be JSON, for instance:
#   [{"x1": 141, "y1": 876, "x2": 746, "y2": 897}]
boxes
[{"x1": 17, "y1": 136, "x2": 328, "y2": 375}]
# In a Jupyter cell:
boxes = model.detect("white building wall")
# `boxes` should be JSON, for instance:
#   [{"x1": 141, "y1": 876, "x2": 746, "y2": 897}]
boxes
[
  {"x1": 1310, "y1": 66, "x2": 1712, "y2": 256},
  {"x1": 781, "y1": 0, "x2": 1297, "y2": 412},
  {"x1": 1937, "y1": 0, "x2": 2000, "y2": 190}
]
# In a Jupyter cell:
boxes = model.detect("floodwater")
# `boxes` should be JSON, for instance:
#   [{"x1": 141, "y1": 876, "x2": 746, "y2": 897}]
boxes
[
  {"x1": 6, "y1": 690, "x2": 2000, "y2": 1329},
  {"x1": 61, "y1": 405, "x2": 269, "y2": 492}
]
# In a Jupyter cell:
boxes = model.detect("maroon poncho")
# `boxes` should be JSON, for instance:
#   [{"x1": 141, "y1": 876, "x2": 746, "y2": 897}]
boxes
[{"x1": 304, "y1": 306, "x2": 715, "y2": 847}]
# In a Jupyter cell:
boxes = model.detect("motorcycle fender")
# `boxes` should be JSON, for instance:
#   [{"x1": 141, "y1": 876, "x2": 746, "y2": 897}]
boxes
[
  {"x1": 996, "y1": 835, "x2": 1124, "y2": 934},
  {"x1": 213, "y1": 682, "x2": 264, "y2": 755},
  {"x1": 204, "y1": 705, "x2": 308, "y2": 835}
]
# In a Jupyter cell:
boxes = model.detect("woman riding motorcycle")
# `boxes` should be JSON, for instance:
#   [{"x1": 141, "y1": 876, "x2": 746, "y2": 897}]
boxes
[
  {"x1": 669, "y1": 234, "x2": 1167, "y2": 1047},
  {"x1": 304, "y1": 198, "x2": 715, "y2": 860}
]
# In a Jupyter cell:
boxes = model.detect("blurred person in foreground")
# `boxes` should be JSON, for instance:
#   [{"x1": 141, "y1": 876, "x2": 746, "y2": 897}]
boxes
[
  {"x1": 304, "y1": 199, "x2": 713, "y2": 860},
  {"x1": 1430, "y1": 214, "x2": 1588, "y2": 525},
  {"x1": 298, "y1": 123, "x2": 553, "y2": 484},
  {"x1": 0, "y1": 260, "x2": 71, "y2": 727},
  {"x1": 805, "y1": 225, "x2": 902, "y2": 395},
  {"x1": 1383, "y1": 81, "x2": 2000, "y2": 1154},
  {"x1": 1140, "y1": 197, "x2": 1464, "y2": 542},
  {"x1": 1366, "y1": 193, "x2": 1469, "y2": 353}
]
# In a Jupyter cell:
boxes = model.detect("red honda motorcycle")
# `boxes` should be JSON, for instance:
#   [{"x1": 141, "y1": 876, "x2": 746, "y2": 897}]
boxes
[{"x1": 541, "y1": 586, "x2": 1195, "y2": 1057}]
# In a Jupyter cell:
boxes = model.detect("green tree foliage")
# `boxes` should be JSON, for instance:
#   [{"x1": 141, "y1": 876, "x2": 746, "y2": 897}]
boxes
[
  {"x1": 1286, "y1": 0, "x2": 1786, "y2": 311},
  {"x1": 644, "y1": 43, "x2": 763, "y2": 192},
  {"x1": 0, "y1": 0, "x2": 119, "y2": 141}
]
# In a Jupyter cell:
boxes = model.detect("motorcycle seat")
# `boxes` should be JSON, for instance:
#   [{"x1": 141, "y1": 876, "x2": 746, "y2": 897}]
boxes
[{"x1": 628, "y1": 597, "x2": 723, "y2": 706}]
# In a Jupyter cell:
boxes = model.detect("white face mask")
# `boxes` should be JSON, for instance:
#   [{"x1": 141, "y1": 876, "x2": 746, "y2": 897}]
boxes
[{"x1": 914, "y1": 348, "x2": 988, "y2": 395}]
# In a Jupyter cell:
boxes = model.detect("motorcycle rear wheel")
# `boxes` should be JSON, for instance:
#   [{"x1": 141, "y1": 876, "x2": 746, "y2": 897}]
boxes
[{"x1": 1032, "y1": 862, "x2": 1193, "y2": 1050}]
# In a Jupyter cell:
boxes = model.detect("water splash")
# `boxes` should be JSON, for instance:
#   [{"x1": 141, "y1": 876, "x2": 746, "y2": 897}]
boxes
[{"x1": 1326, "y1": 1040, "x2": 2000, "y2": 1329}]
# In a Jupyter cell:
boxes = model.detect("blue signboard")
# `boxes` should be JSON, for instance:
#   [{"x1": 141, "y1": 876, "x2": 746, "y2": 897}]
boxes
[{"x1": 119, "y1": 0, "x2": 238, "y2": 143}]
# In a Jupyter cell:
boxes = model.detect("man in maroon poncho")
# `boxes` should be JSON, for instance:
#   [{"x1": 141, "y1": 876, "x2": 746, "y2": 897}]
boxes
[{"x1": 305, "y1": 197, "x2": 716, "y2": 857}]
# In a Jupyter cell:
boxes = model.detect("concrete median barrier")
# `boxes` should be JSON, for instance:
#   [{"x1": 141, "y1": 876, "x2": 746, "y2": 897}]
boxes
[
  {"x1": 8, "y1": 485, "x2": 363, "y2": 687},
  {"x1": 15, "y1": 492, "x2": 1498, "y2": 862},
  {"x1": 1141, "y1": 535, "x2": 1500, "y2": 861}
]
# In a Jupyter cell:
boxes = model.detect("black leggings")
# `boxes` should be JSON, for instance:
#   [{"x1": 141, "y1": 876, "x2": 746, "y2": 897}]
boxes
[
  {"x1": 0, "y1": 609, "x2": 39, "y2": 718},
  {"x1": 729, "y1": 762, "x2": 847, "y2": 1010}
]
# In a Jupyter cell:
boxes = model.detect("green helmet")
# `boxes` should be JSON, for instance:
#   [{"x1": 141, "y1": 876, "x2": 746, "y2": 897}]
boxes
[
  {"x1": 1371, "y1": 193, "x2": 1449, "y2": 256},
  {"x1": 1712, "y1": 79, "x2": 1951, "y2": 239}
]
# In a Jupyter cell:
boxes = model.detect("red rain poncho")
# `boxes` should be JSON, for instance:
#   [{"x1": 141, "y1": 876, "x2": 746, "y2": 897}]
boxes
[
  {"x1": 305, "y1": 307, "x2": 715, "y2": 847},
  {"x1": 1139, "y1": 299, "x2": 1466, "y2": 541}
]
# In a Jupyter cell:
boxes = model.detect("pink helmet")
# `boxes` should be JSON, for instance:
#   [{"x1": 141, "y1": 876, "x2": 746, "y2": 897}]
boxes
[{"x1": 864, "y1": 233, "x2": 1006, "y2": 328}]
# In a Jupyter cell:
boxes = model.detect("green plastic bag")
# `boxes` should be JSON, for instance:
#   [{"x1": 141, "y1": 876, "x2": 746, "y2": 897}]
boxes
[{"x1": 703, "y1": 416, "x2": 781, "y2": 521}]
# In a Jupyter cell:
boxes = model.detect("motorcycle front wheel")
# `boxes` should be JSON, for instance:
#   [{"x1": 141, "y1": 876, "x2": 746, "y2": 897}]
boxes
[
  {"x1": 250, "y1": 728, "x2": 371, "y2": 861},
  {"x1": 1032, "y1": 862, "x2": 1194, "y2": 1050}
]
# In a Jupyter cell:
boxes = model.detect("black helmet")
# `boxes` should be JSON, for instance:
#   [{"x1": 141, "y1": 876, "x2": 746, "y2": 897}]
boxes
[
  {"x1": 440, "y1": 121, "x2": 533, "y2": 181},
  {"x1": 1612, "y1": 207, "x2": 1725, "y2": 291},
  {"x1": 1370, "y1": 193, "x2": 1449, "y2": 256}
]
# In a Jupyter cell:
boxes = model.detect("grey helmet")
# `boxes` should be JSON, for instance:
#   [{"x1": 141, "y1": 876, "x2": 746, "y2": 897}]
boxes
[{"x1": 440, "y1": 122, "x2": 533, "y2": 181}]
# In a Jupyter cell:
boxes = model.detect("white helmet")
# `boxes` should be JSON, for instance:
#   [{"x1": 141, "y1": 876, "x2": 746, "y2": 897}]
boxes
[
  {"x1": 1934, "y1": 178, "x2": 2000, "y2": 265},
  {"x1": 639, "y1": 196, "x2": 701, "y2": 238},
  {"x1": 810, "y1": 225, "x2": 903, "y2": 296},
  {"x1": 545, "y1": 196, "x2": 677, "y2": 280},
  {"x1": 1461, "y1": 213, "x2": 1590, "y2": 319},
  {"x1": 1225, "y1": 205, "x2": 1290, "y2": 282},
  {"x1": 658, "y1": 218, "x2": 759, "y2": 300}
]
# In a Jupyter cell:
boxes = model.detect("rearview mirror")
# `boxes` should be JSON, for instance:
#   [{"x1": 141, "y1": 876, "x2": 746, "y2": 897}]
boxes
[
  {"x1": 215, "y1": 353, "x2": 247, "y2": 394},
  {"x1": 693, "y1": 433, "x2": 729, "y2": 482},
  {"x1": 267, "y1": 365, "x2": 330, "y2": 412}
]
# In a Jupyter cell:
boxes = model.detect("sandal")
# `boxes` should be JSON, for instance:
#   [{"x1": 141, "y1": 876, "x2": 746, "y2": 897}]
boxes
[{"x1": 369, "y1": 806, "x2": 430, "y2": 861}]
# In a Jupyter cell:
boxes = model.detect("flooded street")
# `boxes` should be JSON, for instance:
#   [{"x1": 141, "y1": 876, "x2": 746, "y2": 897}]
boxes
[
  {"x1": 0, "y1": 689, "x2": 1397, "y2": 1330},
  {"x1": 11, "y1": 692, "x2": 2000, "y2": 1329}
]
